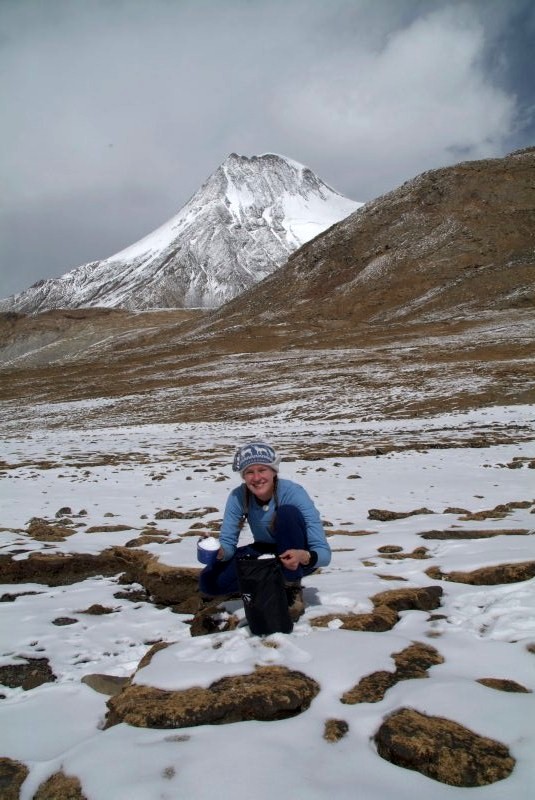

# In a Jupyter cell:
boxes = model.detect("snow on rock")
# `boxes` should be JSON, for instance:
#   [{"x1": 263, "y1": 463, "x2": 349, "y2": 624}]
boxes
[{"x1": 0, "y1": 154, "x2": 362, "y2": 313}]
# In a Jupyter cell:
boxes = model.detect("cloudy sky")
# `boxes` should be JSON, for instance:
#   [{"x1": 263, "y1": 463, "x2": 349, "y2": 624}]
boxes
[{"x1": 2, "y1": 0, "x2": 534, "y2": 298}]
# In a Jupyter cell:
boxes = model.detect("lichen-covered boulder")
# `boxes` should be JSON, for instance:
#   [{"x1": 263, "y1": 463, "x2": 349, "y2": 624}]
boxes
[
  {"x1": 323, "y1": 718, "x2": 349, "y2": 742},
  {"x1": 342, "y1": 643, "x2": 443, "y2": 704},
  {"x1": 374, "y1": 708, "x2": 515, "y2": 786},
  {"x1": 370, "y1": 585, "x2": 442, "y2": 612},
  {"x1": 32, "y1": 770, "x2": 87, "y2": 799},
  {"x1": 0, "y1": 758, "x2": 28, "y2": 800},
  {"x1": 426, "y1": 561, "x2": 535, "y2": 585},
  {"x1": 105, "y1": 665, "x2": 319, "y2": 729}
]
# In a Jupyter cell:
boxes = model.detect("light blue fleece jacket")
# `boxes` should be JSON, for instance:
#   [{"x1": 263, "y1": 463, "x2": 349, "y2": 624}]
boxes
[{"x1": 219, "y1": 477, "x2": 331, "y2": 567}]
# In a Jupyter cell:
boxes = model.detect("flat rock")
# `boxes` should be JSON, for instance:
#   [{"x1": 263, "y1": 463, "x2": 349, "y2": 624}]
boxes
[
  {"x1": 476, "y1": 677, "x2": 532, "y2": 693},
  {"x1": 86, "y1": 524, "x2": 132, "y2": 533},
  {"x1": 368, "y1": 507, "x2": 434, "y2": 521},
  {"x1": 81, "y1": 673, "x2": 131, "y2": 696},
  {"x1": 420, "y1": 528, "x2": 531, "y2": 539},
  {"x1": 124, "y1": 535, "x2": 168, "y2": 547},
  {"x1": 155, "y1": 507, "x2": 218, "y2": 520}
]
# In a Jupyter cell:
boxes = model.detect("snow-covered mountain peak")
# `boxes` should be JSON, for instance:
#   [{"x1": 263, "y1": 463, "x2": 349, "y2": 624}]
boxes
[{"x1": 0, "y1": 154, "x2": 362, "y2": 312}]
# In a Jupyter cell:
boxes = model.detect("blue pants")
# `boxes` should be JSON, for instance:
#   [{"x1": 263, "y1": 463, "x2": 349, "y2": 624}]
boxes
[{"x1": 199, "y1": 505, "x2": 315, "y2": 597}]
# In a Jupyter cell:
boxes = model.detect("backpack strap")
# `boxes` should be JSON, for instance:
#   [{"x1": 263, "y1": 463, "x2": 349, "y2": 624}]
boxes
[{"x1": 242, "y1": 484, "x2": 250, "y2": 520}]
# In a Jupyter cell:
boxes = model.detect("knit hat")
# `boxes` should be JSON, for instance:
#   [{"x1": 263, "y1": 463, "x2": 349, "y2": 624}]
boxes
[{"x1": 232, "y1": 442, "x2": 281, "y2": 475}]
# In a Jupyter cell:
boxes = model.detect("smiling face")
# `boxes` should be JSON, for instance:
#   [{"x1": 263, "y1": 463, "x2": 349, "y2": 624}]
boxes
[{"x1": 242, "y1": 464, "x2": 276, "y2": 502}]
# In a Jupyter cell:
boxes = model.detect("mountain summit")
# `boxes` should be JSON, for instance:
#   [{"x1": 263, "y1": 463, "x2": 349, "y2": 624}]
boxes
[
  {"x1": 1, "y1": 153, "x2": 361, "y2": 313},
  {"x1": 206, "y1": 147, "x2": 535, "y2": 336}
]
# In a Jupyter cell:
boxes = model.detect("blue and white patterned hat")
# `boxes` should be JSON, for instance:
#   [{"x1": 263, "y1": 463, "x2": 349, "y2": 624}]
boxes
[{"x1": 232, "y1": 442, "x2": 281, "y2": 474}]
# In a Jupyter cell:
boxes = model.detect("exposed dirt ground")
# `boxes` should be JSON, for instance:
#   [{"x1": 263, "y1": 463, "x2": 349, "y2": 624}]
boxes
[{"x1": 0, "y1": 306, "x2": 533, "y2": 436}]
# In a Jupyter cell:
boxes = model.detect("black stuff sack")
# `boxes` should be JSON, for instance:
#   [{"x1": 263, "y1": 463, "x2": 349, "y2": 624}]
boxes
[{"x1": 236, "y1": 556, "x2": 293, "y2": 636}]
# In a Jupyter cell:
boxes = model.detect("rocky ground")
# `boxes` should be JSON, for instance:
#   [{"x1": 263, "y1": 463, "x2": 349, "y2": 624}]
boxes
[{"x1": 0, "y1": 404, "x2": 534, "y2": 799}]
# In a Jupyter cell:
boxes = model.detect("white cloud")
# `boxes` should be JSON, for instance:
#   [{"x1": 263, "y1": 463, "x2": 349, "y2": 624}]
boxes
[{"x1": 273, "y1": 5, "x2": 516, "y2": 196}]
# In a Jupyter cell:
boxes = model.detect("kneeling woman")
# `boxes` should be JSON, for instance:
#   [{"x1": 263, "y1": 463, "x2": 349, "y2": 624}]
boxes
[{"x1": 199, "y1": 442, "x2": 331, "y2": 619}]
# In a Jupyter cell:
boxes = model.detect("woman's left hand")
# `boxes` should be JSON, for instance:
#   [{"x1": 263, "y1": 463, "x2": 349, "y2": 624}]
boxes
[{"x1": 279, "y1": 549, "x2": 309, "y2": 571}]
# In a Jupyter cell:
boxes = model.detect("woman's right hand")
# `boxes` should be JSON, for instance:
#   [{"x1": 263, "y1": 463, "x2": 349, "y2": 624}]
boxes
[{"x1": 216, "y1": 547, "x2": 225, "y2": 561}]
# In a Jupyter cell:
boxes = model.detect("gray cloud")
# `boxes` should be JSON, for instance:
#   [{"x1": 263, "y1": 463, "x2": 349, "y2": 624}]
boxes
[{"x1": 1, "y1": 0, "x2": 534, "y2": 297}]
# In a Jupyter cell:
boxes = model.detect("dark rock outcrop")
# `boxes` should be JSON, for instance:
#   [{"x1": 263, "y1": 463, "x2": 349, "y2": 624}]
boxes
[
  {"x1": 0, "y1": 657, "x2": 56, "y2": 690},
  {"x1": 188, "y1": 599, "x2": 240, "y2": 637}
]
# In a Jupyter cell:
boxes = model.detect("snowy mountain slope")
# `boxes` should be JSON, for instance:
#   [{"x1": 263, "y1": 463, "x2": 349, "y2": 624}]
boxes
[
  {"x1": 0, "y1": 154, "x2": 362, "y2": 312},
  {"x1": 203, "y1": 148, "x2": 535, "y2": 333}
]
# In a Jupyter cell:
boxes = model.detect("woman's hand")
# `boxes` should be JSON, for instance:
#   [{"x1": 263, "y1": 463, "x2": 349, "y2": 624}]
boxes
[
  {"x1": 279, "y1": 549, "x2": 310, "y2": 571},
  {"x1": 216, "y1": 547, "x2": 225, "y2": 561}
]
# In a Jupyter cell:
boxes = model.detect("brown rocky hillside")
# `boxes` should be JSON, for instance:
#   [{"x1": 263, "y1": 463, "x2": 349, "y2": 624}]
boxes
[
  {"x1": 0, "y1": 148, "x2": 533, "y2": 427},
  {"x1": 205, "y1": 146, "x2": 534, "y2": 335}
]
